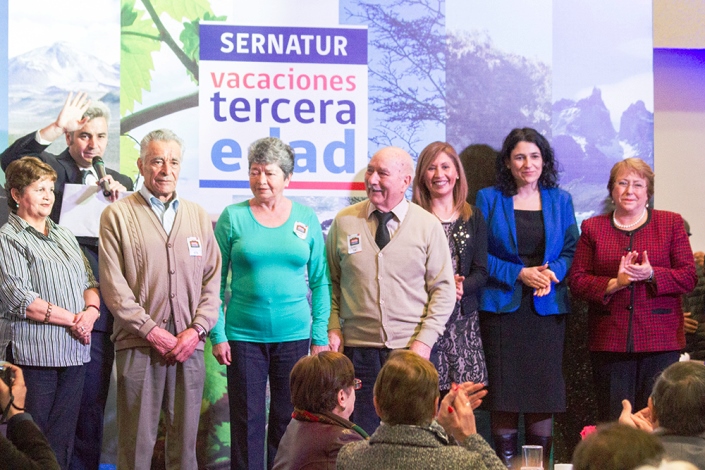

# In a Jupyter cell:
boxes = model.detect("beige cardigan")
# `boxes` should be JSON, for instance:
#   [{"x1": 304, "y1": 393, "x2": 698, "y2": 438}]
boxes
[
  {"x1": 99, "y1": 193, "x2": 221, "y2": 351},
  {"x1": 326, "y1": 200, "x2": 455, "y2": 349}
]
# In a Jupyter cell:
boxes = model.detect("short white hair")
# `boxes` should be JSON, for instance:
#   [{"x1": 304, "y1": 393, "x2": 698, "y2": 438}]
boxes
[{"x1": 139, "y1": 129, "x2": 184, "y2": 161}]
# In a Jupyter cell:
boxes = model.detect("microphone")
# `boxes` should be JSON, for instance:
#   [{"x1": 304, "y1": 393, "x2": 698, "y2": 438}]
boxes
[{"x1": 92, "y1": 156, "x2": 112, "y2": 197}]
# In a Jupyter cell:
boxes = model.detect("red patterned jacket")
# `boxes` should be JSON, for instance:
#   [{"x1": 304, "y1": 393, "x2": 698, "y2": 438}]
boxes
[{"x1": 569, "y1": 210, "x2": 696, "y2": 352}]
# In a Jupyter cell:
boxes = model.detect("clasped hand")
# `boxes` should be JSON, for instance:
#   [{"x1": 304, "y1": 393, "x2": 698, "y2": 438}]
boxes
[
  {"x1": 70, "y1": 308, "x2": 100, "y2": 345},
  {"x1": 519, "y1": 264, "x2": 559, "y2": 297},
  {"x1": 147, "y1": 327, "x2": 198, "y2": 365}
]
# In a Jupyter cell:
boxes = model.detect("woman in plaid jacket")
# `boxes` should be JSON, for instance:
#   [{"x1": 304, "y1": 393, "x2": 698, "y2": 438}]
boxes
[{"x1": 569, "y1": 158, "x2": 697, "y2": 422}]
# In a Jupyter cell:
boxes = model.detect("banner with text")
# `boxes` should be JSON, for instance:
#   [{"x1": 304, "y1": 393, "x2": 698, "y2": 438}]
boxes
[{"x1": 199, "y1": 24, "x2": 368, "y2": 196}]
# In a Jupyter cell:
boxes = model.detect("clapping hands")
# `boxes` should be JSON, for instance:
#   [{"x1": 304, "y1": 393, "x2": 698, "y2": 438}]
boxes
[{"x1": 617, "y1": 250, "x2": 653, "y2": 288}]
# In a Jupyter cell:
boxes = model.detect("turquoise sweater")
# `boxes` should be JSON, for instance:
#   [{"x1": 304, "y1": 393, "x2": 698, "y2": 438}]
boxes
[{"x1": 210, "y1": 200, "x2": 331, "y2": 345}]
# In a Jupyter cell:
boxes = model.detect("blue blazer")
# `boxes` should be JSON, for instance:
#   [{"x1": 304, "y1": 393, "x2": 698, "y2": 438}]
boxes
[{"x1": 476, "y1": 186, "x2": 578, "y2": 315}]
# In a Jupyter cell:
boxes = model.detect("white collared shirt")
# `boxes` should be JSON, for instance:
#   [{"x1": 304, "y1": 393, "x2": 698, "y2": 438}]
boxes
[{"x1": 138, "y1": 185, "x2": 179, "y2": 235}]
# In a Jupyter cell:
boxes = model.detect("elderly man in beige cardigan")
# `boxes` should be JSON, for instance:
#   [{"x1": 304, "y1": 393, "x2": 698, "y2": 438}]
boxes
[
  {"x1": 326, "y1": 146, "x2": 456, "y2": 435},
  {"x1": 99, "y1": 129, "x2": 221, "y2": 470}
]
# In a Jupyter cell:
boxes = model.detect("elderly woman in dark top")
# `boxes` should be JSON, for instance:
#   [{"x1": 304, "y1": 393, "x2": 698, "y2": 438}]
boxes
[
  {"x1": 337, "y1": 350, "x2": 504, "y2": 470},
  {"x1": 273, "y1": 351, "x2": 367, "y2": 469},
  {"x1": 0, "y1": 156, "x2": 99, "y2": 470},
  {"x1": 412, "y1": 141, "x2": 488, "y2": 394}
]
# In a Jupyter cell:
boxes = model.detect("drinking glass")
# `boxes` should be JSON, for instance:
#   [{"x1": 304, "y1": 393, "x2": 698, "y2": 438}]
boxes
[{"x1": 520, "y1": 444, "x2": 543, "y2": 470}]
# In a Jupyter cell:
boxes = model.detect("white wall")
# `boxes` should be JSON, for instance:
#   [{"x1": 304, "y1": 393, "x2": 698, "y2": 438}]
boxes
[{"x1": 654, "y1": 0, "x2": 705, "y2": 251}]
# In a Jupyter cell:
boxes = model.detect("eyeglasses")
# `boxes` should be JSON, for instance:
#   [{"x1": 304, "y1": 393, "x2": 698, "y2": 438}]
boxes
[
  {"x1": 616, "y1": 180, "x2": 646, "y2": 191},
  {"x1": 353, "y1": 378, "x2": 362, "y2": 390}
]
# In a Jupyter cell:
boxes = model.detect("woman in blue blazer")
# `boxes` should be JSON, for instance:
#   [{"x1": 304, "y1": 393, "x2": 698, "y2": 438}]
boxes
[{"x1": 476, "y1": 128, "x2": 578, "y2": 468}]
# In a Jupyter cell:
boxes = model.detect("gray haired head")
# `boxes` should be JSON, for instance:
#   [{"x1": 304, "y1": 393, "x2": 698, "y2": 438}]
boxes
[
  {"x1": 83, "y1": 101, "x2": 110, "y2": 125},
  {"x1": 248, "y1": 137, "x2": 295, "y2": 178},
  {"x1": 139, "y1": 129, "x2": 184, "y2": 161}
]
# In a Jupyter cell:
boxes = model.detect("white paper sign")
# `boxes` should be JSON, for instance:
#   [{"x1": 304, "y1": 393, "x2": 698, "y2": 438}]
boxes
[{"x1": 59, "y1": 184, "x2": 132, "y2": 237}]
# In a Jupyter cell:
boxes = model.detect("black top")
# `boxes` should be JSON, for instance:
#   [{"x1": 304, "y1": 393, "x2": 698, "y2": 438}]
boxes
[{"x1": 515, "y1": 210, "x2": 545, "y2": 300}]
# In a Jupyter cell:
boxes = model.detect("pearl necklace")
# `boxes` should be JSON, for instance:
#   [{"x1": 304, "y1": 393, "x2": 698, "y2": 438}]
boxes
[{"x1": 613, "y1": 208, "x2": 647, "y2": 230}]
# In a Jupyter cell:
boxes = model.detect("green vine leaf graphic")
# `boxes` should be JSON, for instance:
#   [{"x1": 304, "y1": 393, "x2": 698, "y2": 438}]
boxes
[
  {"x1": 119, "y1": 135, "x2": 140, "y2": 177},
  {"x1": 120, "y1": 1, "x2": 160, "y2": 116},
  {"x1": 152, "y1": 0, "x2": 213, "y2": 21},
  {"x1": 203, "y1": 337, "x2": 227, "y2": 404}
]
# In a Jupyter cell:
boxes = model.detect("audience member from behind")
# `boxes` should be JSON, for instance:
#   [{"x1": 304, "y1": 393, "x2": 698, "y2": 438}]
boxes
[
  {"x1": 569, "y1": 158, "x2": 697, "y2": 422},
  {"x1": 573, "y1": 423, "x2": 664, "y2": 470},
  {"x1": 273, "y1": 352, "x2": 368, "y2": 469},
  {"x1": 0, "y1": 362, "x2": 60, "y2": 470},
  {"x1": 619, "y1": 361, "x2": 705, "y2": 468},
  {"x1": 0, "y1": 157, "x2": 99, "y2": 470},
  {"x1": 336, "y1": 350, "x2": 504, "y2": 470}
]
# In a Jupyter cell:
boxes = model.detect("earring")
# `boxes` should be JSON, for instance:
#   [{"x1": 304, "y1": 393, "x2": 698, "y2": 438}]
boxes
[
  {"x1": 611, "y1": 199, "x2": 614, "y2": 204},
  {"x1": 456, "y1": 176, "x2": 459, "y2": 180}
]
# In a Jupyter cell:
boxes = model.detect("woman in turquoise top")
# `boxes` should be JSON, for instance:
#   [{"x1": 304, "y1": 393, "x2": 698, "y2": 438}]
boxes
[{"x1": 210, "y1": 137, "x2": 331, "y2": 470}]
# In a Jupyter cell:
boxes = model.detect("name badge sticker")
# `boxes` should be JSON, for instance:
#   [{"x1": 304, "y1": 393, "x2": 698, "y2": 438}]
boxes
[
  {"x1": 347, "y1": 233, "x2": 362, "y2": 254},
  {"x1": 294, "y1": 222, "x2": 309, "y2": 240},
  {"x1": 187, "y1": 237, "x2": 203, "y2": 257}
]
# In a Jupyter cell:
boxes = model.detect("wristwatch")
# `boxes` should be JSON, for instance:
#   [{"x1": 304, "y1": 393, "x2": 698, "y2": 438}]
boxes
[{"x1": 191, "y1": 323, "x2": 207, "y2": 342}]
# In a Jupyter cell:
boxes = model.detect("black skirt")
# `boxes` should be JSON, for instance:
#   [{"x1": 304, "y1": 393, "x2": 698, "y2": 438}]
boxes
[{"x1": 480, "y1": 296, "x2": 567, "y2": 413}]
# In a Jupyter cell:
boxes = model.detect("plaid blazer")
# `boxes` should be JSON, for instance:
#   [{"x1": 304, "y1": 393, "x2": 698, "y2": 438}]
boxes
[{"x1": 569, "y1": 210, "x2": 697, "y2": 352}]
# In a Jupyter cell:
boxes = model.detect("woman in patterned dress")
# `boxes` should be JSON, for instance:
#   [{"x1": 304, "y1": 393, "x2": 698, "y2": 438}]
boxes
[{"x1": 412, "y1": 141, "x2": 488, "y2": 394}]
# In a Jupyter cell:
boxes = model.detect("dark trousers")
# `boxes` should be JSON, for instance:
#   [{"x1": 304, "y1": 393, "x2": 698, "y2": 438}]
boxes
[
  {"x1": 22, "y1": 364, "x2": 85, "y2": 470},
  {"x1": 70, "y1": 330, "x2": 114, "y2": 470},
  {"x1": 227, "y1": 339, "x2": 309, "y2": 470},
  {"x1": 591, "y1": 350, "x2": 679, "y2": 422},
  {"x1": 70, "y1": 242, "x2": 114, "y2": 470},
  {"x1": 344, "y1": 346, "x2": 392, "y2": 435}
]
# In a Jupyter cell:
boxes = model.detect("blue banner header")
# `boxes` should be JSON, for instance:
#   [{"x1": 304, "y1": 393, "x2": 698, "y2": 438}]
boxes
[{"x1": 200, "y1": 24, "x2": 367, "y2": 64}]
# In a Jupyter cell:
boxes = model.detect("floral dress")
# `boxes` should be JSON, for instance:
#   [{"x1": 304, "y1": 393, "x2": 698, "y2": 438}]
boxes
[{"x1": 431, "y1": 218, "x2": 488, "y2": 390}]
